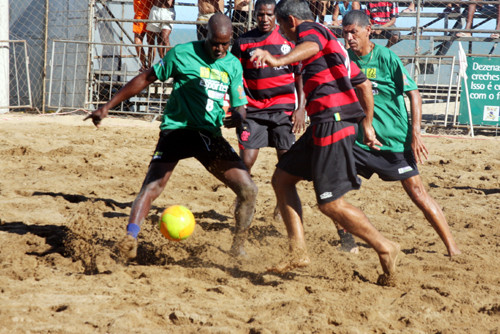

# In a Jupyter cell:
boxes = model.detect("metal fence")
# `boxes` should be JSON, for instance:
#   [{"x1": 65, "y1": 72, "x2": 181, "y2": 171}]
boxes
[
  {"x1": 0, "y1": 40, "x2": 32, "y2": 110},
  {"x1": 5, "y1": 0, "x2": 500, "y2": 127}
]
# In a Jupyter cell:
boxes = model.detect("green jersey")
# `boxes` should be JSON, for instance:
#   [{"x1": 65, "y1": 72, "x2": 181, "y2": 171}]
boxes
[
  {"x1": 348, "y1": 44, "x2": 418, "y2": 152},
  {"x1": 153, "y1": 41, "x2": 247, "y2": 136}
]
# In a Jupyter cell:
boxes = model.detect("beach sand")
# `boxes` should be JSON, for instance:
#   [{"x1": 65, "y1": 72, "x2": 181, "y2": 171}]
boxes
[{"x1": 0, "y1": 113, "x2": 499, "y2": 333}]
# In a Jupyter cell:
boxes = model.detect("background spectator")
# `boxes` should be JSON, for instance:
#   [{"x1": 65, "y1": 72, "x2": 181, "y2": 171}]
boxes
[
  {"x1": 364, "y1": 1, "x2": 400, "y2": 47},
  {"x1": 457, "y1": 0, "x2": 500, "y2": 38},
  {"x1": 331, "y1": 1, "x2": 360, "y2": 37},
  {"x1": 196, "y1": 0, "x2": 224, "y2": 40},
  {"x1": 133, "y1": 0, "x2": 154, "y2": 71},
  {"x1": 232, "y1": 0, "x2": 254, "y2": 41},
  {"x1": 146, "y1": 0, "x2": 176, "y2": 62}
]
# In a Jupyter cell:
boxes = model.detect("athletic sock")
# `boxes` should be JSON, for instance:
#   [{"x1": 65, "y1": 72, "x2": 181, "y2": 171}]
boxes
[{"x1": 126, "y1": 223, "x2": 141, "y2": 239}]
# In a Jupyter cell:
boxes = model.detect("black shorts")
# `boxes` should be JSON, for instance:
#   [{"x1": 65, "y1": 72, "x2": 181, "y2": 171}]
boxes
[
  {"x1": 353, "y1": 145, "x2": 419, "y2": 181},
  {"x1": 150, "y1": 129, "x2": 241, "y2": 168},
  {"x1": 277, "y1": 120, "x2": 361, "y2": 204},
  {"x1": 237, "y1": 112, "x2": 295, "y2": 151}
]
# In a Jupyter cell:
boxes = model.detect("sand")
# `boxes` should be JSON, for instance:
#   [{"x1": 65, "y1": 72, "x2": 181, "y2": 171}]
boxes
[{"x1": 0, "y1": 112, "x2": 499, "y2": 333}]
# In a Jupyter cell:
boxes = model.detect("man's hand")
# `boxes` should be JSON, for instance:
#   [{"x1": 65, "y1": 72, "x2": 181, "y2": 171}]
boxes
[
  {"x1": 249, "y1": 48, "x2": 280, "y2": 68},
  {"x1": 223, "y1": 110, "x2": 243, "y2": 128},
  {"x1": 291, "y1": 108, "x2": 306, "y2": 134},
  {"x1": 363, "y1": 124, "x2": 382, "y2": 150},
  {"x1": 84, "y1": 107, "x2": 109, "y2": 128},
  {"x1": 412, "y1": 133, "x2": 429, "y2": 164}
]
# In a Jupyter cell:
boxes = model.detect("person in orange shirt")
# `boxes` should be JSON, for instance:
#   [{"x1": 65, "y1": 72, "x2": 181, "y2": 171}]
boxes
[{"x1": 133, "y1": 0, "x2": 154, "y2": 71}]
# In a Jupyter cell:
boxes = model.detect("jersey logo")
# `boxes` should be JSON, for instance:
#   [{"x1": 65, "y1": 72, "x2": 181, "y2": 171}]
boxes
[
  {"x1": 319, "y1": 192, "x2": 333, "y2": 200},
  {"x1": 238, "y1": 85, "x2": 246, "y2": 99},
  {"x1": 362, "y1": 67, "x2": 376, "y2": 79},
  {"x1": 152, "y1": 151, "x2": 163, "y2": 160},
  {"x1": 398, "y1": 166, "x2": 414, "y2": 174},
  {"x1": 240, "y1": 130, "x2": 250, "y2": 141},
  {"x1": 281, "y1": 44, "x2": 291, "y2": 55}
]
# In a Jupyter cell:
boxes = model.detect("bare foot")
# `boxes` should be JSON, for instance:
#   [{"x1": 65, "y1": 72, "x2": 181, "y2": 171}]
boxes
[
  {"x1": 267, "y1": 255, "x2": 310, "y2": 273},
  {"x1": 456, "y1": 32, "x2": 472, "y2": 38},
  {"x1": 376, "y1": 242, "x2": 400, "y2": 286},
  {"x1": 378, "y1": 241, "x2": 400, "y2": 276},
  {"x1": 117, "y1": 234, "x2": 138, "y2": 260},
  {"x1": 267, "y1": 245, "x2": 311, "y2": 273},
  {"x1": 229, "y1": 232, "x2": 248, "y2": 258},
  {"x1": 448, "y1": 247, "x2": 462, "y2": 257},
  {"x1": 491, "y1": 33, "x2": 500, "y2": 39}
]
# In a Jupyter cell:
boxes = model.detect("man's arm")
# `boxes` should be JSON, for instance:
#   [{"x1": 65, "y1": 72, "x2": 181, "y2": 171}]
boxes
[
  {"x1": 84, "y1": 67, "x2": 158, "y2": 127},
  {"x1": 406, "y1": 89, "x2": 428, "y2": 163},
  {"x1": 355, "y1": 79, "x2": 382, "y2": 150},
  {"x1": 223, "y1": 105, "x2": 246, "y2": 128},
  {"x1": 292, "y1": 73, "x2": 306, "y2": 134},
  {"x1": 381, "y1": 17, "x2": 397, "y2": 28},
  {"x1": 250, "y1": 41, "x2": 320, "y2": 68}
]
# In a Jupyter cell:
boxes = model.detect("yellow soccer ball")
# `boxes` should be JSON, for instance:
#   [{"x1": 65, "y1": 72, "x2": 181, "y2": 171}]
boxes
[{"x1": 159, "y1": 205, "x2": 196, "y2": 241}]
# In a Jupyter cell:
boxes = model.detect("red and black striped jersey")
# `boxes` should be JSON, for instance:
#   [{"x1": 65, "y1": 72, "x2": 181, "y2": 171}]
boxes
[
  {"x1": 231, "y1": 26, "x2": 299, "y2": 114},
  {"x1": 296, "y1": 21, "x2": 367, "y2": 124},
  {"x1": 364, "y1": 2, "x2": 399, "y2": 25}
]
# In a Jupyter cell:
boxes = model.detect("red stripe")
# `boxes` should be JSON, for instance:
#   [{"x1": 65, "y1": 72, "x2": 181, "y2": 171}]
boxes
[
  {"x1": 245, "y1": 73, "x2": 295, "y2": 90},
  {"x1": 307, "y1": 89, "x2": 358, "y2": 110},
  {"x1": 313, "y1": 125, "x2": 355, "y2": 146},
  {"x1": 247, "y1": 94, "x2": 296, "y2": 109}
]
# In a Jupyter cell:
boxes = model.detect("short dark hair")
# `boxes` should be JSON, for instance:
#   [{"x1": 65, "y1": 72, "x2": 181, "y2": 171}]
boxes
[
  {"x1": 255, "y1": 0, "x2": 276, "y2": 12},
  {"x1": 342, "y1": 10, "x2": 371, "y2": 27},
  {"x1": 275, "y1": 0, "x2": 314, "y2": 21}
]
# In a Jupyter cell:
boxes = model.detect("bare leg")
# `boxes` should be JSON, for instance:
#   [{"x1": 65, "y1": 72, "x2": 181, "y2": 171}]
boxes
[
  {"x1": 401, "y1": 175, "x2": 461, "y2": 256},
  {"x1": 492, "y1": 8, "x2": 500, "y2": 38},
  {"x1": 268, "y1": 168, "x2": 311, "y2": 273},
  {"x1": 272, "y1": 149, "x2": 288, "y2": 221},
  {"x1": 159, "y1": 28, "x2": 172, "y2": 59},
  {"x1": 457, "y1": 3, "x2": 475, "y2": 37},
  {"x1": 134, "y1": 32, "x2": 147, "y2": 71},
  {"x1": 319, "y1": 198, "x2": 400, "y2": 277},
  {"x1": 118, "y1": 162, "x2": 177, "y2": 259},
  {"x1": 239, "y1": 148, "x2": 259, "y2": 173},
  {"x1": 206, "y1": 159, "x2": 257, "y2": 257},
  {"x1": 146, "y1": 31, "x2": 157, "y2": 68},
  {"x1": 238, "y1": 147, "x2": 286, "y2": 222},
  {"x1": 386, "y1": 33, "x2": 400, "y2": 48}
]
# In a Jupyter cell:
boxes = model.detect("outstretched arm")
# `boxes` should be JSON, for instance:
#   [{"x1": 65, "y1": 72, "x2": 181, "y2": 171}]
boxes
[
  {"x1": 250, "y1": 41, "x2": 319, "y2": 68},
  {"x1": 84, "y1": 68, "x2": 158, "y2": 127},
  {"x1": 355, "y1": 79, "x2": 382, "y2": 150},
  {"x1": 406, "y1": 89, "x2": 428, "y2": 163}
]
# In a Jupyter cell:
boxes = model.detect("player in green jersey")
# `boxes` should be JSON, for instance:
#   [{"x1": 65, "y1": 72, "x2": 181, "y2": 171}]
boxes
[
  {"x1": 339, "y1": 10, "x2": 460, "y2": 257},
  {"x1": 85, "y1": 13, "x2": 258, "y2": 259}
]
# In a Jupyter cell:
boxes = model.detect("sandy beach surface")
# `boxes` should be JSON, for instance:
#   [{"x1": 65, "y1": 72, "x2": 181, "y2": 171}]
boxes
[{"x1": 0, "y1": 112, "x2": 499, "y2": 333}]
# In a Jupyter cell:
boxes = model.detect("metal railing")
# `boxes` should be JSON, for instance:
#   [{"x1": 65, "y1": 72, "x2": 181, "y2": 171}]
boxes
[{"x1": 0, "y1": 40, "x2": 33, "y2": 110}]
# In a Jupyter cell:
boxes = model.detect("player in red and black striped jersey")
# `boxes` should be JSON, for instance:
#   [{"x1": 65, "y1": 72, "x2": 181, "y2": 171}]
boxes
[
  {"x1": 231, "y1": 0, "x2": 306, "y2": 220},
  {"x1": 231, "y1": 0, "x2": 306, "y2": 175},
  {"x1": 250, "y1": 0, "x2": 400, "y2": 283},
  {"x1": 363, "y1": 1, "x2": 400, "y2": 47}
]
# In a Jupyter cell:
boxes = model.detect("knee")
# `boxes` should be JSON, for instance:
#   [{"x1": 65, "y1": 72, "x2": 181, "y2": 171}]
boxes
[
  {"x1": 318, "y1": 199, "x2": 343, "y2": 218},
  {"x1": 406, "y1": 183, "x2": 433, "y2": 208},
  {"x1": 271, "y1": 168, "x2": 292, "y2": 192},
  {"x1": 239, "y1": 179, "x2": 258, "y2": 203}
]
